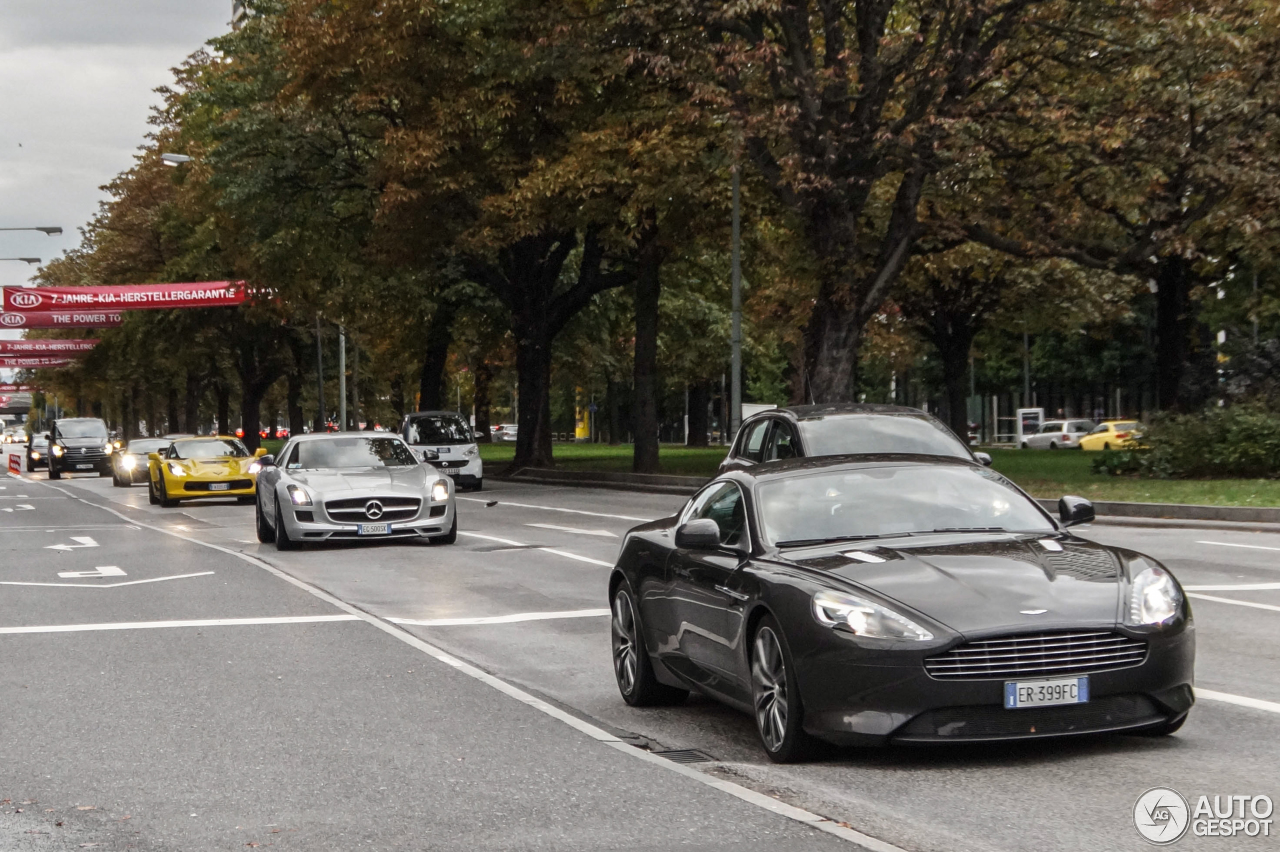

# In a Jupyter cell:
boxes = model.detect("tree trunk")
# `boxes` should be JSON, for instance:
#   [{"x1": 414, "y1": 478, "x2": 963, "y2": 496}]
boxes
[
  {"x1": 472, "y1": 360, "x2": 493, "y2": 442},
  {"x1": 215, "y1": 384, "x2": 230, "y2": 436},
  {"x1": 418, "y1": 301, "x2": 458, "y2": 411},
  {"x1": 145, "y1": 392, "x2": 157, "y2": 437},
  {"x1": 286, "y1": 369, "x2": 305, "y2": 437},
  {"x1": 1154, "y1": 257, "x2": 1193, "y2": 412},
  {"x1": 240, "y1": 389, "x2": 264, "y2": 453},
  {"x1": 166, "y1": 387, "x2": 180, "y2": 435},
  {"x1": 606, "y1": 378, "x2": 623, "y2": 445},
  {"x1": 182, "y1": 372, "x2": 202, "y2": 434},
  {"x1": 687, "y1": 381, "x2": 710, "y2": 447},
  {"x1": 802, "y1": 295, "x2": 863, "y2": 403},
  {"x1": 512, "y1": 331, "x2": 554, "y2": 468},
  {"x1": 632, "y1": 240, "x2": 662, "y2": 474},
  {"x1": 941, "y1": 346, "x2": 972, "y2": 441}
]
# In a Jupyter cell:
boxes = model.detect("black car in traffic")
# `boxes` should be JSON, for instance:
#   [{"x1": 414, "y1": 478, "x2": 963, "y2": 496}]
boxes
[
  {"x1": 609, "y1": 454, "x2": 1194, "y2": 761},
  {"x1": 47, "y1": 417, "x2": 114, "y2": 479},
  {"x1": 112, "y1": 437, "x2": 171, "y2": 486}
]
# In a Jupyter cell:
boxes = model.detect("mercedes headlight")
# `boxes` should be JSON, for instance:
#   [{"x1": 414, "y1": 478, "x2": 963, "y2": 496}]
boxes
[
  {"x1": 167, "y1": 462, "x2": 186, "y2": 477},
  {"x1": 1127, "y1": 560, "x2": 1182, "y2": 625},
  {"x1": 811, "y1": 590, "x2": 934, "y2": 641},
  {"x1": 287, "y1": 485, "x2": 312, "y2": 506},
  {"x1": 51, "y1": 444, "x2": 64, "y2": 457},
  {"x1": 431, "y1": 480, "x2": 450, "y2": 502}
]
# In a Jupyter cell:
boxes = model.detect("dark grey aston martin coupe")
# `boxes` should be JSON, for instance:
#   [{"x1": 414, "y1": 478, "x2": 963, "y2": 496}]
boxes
[{"x1": 608, "y1": 454, "x2": 1195, "y2": 762}]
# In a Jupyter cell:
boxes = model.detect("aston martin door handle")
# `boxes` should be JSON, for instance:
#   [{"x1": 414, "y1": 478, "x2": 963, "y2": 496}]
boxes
[{"x1": 715, "y1": 585, "x2": 749, "y2": 602}]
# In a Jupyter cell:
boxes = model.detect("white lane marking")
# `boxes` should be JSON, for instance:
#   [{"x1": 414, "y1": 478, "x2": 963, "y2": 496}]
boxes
[
  {"x1": 0, "y1": 571, "x2": 215, "y2": 588},
  {"x1": 458, "y1": 496, "x2": 654, "y2": 523},
  {"x1": 459, "y1": 531, "x2": 613, "y2": 567},
  {"x1": 0, "y1": 504, "x2": 34, "y2": 512},
  {"x1": 1187, "y1": 593, "x2": 1280, "y2": 613},
  {"x1": 526, "y1": 522, "x2": 617, "y2": 538},
  {"x1": 1198, "y1": 689, "x2": 1280, "y2": 715},
  {"x1": 57, "y1": 565, "x2": 126, "y2": 579},
  {"x1": 45, "y1": 535, "x2": 98, "y2": 551},
  {"x1": 389, "y1": 609, "x2": 610, "y2": 627},
  {"x1": 0, "y1": 615, "x2": 360, "y2": 635},
  {"x1": 1184, "y1": 582, "x2": 1280, "y2": 591},
  {"x1": 0, "y1": 525, "x2": 137, "y2": 532},
  {"x1": 1196, "y1": 540, "x2": 1280, "y2": 553},
  {"x1": 64, "y1": 483, "x2": 896, "y2": 849}
]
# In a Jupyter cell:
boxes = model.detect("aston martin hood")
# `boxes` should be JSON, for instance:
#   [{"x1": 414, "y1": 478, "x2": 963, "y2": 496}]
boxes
[
  {"x1": 289, "y1": 466, "x2": 434, "y2": 493},
  {"x1": 791, "y1": 535, "x2": 1125, "y2": 636}
]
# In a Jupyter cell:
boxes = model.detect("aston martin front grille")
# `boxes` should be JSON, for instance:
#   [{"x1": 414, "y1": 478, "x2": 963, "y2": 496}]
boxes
[
  {"x1": 925, "y1": 631, "x2": 1148, "y2": 680},
  {"x1": 324, "y1": 496, "x2": 421, "y2": 523}
]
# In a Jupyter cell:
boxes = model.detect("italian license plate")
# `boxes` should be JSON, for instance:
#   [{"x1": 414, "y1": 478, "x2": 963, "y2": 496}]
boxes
[
  {"x1": 1005, "y1": 676, "x2": 1089, "y2": 709},
  {"x1": 358, "y1": 523, "x2": 390, "y2": 536},
  {"x1": 75, "y1": 463, "x2": 93, "y2": 470},
  {"x1": 208, "y1": 482, "x2": 230, "y2": 491}
]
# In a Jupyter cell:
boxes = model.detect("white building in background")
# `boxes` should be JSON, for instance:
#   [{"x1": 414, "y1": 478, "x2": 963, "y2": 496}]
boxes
[{"x1": 232, "y1": 1, "x2": 248, "y2": 30}]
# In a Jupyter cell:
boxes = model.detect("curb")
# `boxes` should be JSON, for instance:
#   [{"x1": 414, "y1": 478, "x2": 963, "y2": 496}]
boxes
[{"x1": 504, "y1": 467, "x2": 1280, "y2": 529}]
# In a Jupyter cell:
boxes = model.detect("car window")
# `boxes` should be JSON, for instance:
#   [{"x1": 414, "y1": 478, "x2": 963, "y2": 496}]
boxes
[
  {"x1": 1070, "y1": 421, "x2": 1094, "y2": 434},
  {"x1": 1114, "y1": 422, "x2": 1139, "y2": 432},
  {"x1": 296, "y1": 437, "x2": 419, "y2": 469},
  {"x1": 285, "y1": 443, "x2": 302, "y2": 469},
  {"x1": 797, "y1": 414, "x2": 971, "y2": 459},
  {"x1": 172, "y1": 439, "x2": 250, "y2": 460},
  {"x1": 1040, "y1": 422, "x2": 1063, "y2": 434},
  {"x1": 126, "y1": 439, "x2": 169, "y2": 454},
  {"x1": 737, "y1": 419, "x2": 770, "y2": 463},
  {"x1": 764, "y1": 422, "x2": 800, "y2": 462},
  {"x1": 691, "y1": 482, "x2": 747, "y2": 547},
  {"x1": 54, "y1": 419, "x2": 109, "y2": 439},
  {"x1": 1088, "y1": 424, "x2": 1108, "y2": 434},
  {"x1": 405, "y1": 414, "x2": 473, "y2": 445}
]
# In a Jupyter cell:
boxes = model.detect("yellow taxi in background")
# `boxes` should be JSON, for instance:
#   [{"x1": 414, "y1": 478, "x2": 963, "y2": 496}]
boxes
[
  {"x1": 148, "y1": 435, "x2": 267, "y2": 508},
  {"x1": 1079, "y1": 420, "x2": 1145, "y2": 451}
]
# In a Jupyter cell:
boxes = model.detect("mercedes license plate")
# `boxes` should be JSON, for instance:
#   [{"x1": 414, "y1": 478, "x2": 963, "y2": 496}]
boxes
[
  {"x1": 358, "y1": 523, "x2": 390, "y2": 536},
  {"x1": 75, "y1": 463, "x2": 93, "y2": 470},
  {"x1": 208, "y1": 482, "x2": 230, "y2": 491},
  {"x1": 1005, "y1": 676, "x2": 1089, "y2": 709}
]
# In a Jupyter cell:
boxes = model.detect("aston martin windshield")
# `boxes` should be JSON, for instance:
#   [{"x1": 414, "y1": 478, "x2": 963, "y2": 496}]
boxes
[
  {"x1": 172, "y1": 439, "x2": 250, "y2": 459},
  {"x1": 759, "y1": 465, "x2": 1054, "y2": 546},
  {"x1": 796, "y1": 414, "x2": 970, "y2": 459},
  {"x1": 292, "y1": 437, "x2": 418, "y2": 469}
]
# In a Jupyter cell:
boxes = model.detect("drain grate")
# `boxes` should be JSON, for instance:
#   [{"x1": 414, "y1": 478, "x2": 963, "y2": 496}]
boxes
[{"x1": 651, "y1": 748, "x2": 715, "y2": 764}]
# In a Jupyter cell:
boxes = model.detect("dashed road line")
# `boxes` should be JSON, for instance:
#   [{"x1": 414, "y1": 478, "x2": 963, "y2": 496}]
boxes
[
  {"x1": 1187, "y1": 593, "x2": 1280, "y2": 613},
  {"x1": 1196, "y1": 540, "x2": 1280, "y2": 553},
  {"x1": 0, "y1": 571, "x2": 215, "y2": 588},
  {"x1": 458, "y1": 496, "x2": 654, "y2": 523},
  {"x1": 1198, "y1": 689, "x2": 1280, "y2": 715},
  {"x1": 389, "y1": 609, "x2": 609, "y2": 627},
  {"x1": 525, "y1": 523, "x2": 617, "y2": 538},
  {"x1": 1183, "y1": 582, "x2": 1280, "y2": 591},
  {"x1": 459, "y1": 530, "x2": 613, "y2": 566},
  {"x1": 0, "y1": 614, "x2": 360, "y2": 635}
]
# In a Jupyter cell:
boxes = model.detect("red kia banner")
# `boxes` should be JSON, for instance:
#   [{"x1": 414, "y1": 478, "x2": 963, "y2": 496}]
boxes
[
  {"x1": 0, "y1": 339, "x2": 97, "y2": 354},
  {"x1": 0, "y1": 311, "x2": 123, "y2": 329},
  {"x1": 3, "y1": 281, "x2": 246, "y2": 312},
  {"x1": 0, "y1": 356, "x2": 77, "y2": 369},
  {"x1": 0, "y1": 384, "x2": 38, "y2": 392}
]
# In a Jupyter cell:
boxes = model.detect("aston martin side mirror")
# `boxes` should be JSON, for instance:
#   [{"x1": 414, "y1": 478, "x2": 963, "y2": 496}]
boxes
[
  {"x1": 675, "y1": 518, "x2": 723, "y2": 550},
  {"x1": 974, "y1": 452, "x2": 993, "y2": 467},
  {"x1": 1059, "y1": 495, "x2": 1095, "y2": 527}
]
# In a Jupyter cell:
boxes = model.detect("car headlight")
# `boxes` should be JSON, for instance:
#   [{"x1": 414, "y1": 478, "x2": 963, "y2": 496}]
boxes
[
  {"x1": 811, "y1": 589, "x2": 934, "y2": 641},
  {"x1": 30, "y1": 451, "x2": 41, "y2": 460},
  {"x1": 287, "y1": 485, "x2": 312, "y2": 506},
  {"x1": 51, "y1": 444, "x2": 64, "y2": 457},
  {"x1": 1127, "y1": 560, "x2": 1182, "y2": 625},
  {"x1": 167, "y1": 462, "x2": 186, "y2": 477},
  {"x1": 121, "y1": 454, "x2": 136, "y2": 470},
  {"x1": 104, "y1": 444, "x2": 114, "y2": 454},
  {"x1": 431, "y1": 480, "x2": 450, "y2": 502},
  {"x1": 464, "y1": 447, "x2": 479, "y2": 458},
  {"x1": 248, "y1": 461, "x2": 262, "y2": 474}
]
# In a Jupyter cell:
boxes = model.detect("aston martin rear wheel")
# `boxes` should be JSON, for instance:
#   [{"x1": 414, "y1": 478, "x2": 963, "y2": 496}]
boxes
[
  {"x1": 610, "y1": 583, "x2": 687, "y2": 707},
  {"x1": 274, "y1": 501, "x2": 298, "y2": 551},
  {"x1": 255, "y1": 496, "x2": 276, "y2": 544},
  {"x1": 751, "y1": 616, "x2": 815, "y2": 763}
]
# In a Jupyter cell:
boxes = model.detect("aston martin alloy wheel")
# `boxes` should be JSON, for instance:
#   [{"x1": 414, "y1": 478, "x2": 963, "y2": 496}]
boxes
[
  {"x1": 610, "y1": 584, "x2": 686, "y2": 707},
  {"x1": 751, "y1": 617, "x2": 813, "y2": 763}
]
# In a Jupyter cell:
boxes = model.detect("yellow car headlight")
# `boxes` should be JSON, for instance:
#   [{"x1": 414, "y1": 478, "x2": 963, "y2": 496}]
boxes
[{"x1": 167, "y1": 462, "x2": 186, "y2": 477}]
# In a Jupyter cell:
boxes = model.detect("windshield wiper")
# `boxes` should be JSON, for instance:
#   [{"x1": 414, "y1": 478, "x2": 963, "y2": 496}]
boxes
[
  {"x1": 776, "y1": 532, "x2": 913, "y2": 548},
  {"x1": 928, "y1": 526, "x2": 1009, "y2": 534}
]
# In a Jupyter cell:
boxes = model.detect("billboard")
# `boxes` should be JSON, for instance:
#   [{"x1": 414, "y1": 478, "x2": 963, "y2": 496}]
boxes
[
  {"x1": 0, "y1": 384, "x2": 38, "y2": 392},
  {"x1": 0, "y1": 339, "x2": 98, "y2": 354},
  {"x1": 0, "y1": 356, "x2": 78, "y2": 369},
  {"x1": 3, "y1": 281, "x2": 246, "y2": 312},
  {"x1": 0, "y1": 311, "x2": 124, "y2": 329}
]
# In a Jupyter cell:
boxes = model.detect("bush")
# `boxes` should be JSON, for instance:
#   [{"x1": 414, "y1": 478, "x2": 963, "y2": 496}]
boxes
[
  {"x1": 1141, "y1": 404, "x2": 1280, "y2": 479},
  {"x1": 1092, "y1": 448, "x2": 1144, "y2": 476}
]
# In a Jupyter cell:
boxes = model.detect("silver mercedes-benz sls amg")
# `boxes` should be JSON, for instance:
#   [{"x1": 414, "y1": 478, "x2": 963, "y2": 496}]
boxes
[{"x1": 254, "y1": 433, "x2": 457, "y2": 550}]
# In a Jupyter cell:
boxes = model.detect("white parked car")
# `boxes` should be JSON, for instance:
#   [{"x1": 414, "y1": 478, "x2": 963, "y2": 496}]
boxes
[
  {"x1": 401, "y1": 411, "x2": 483, "y2": 491},
  {"x1": 1022, "y1": 419, "x2": 1096, "y2": 450},
  {"x1": 255, "y1": 433, "x2": 456, "y2": 550},
  {"x1": 493, "y1": 423, "x2": 518, "y2": 443}
]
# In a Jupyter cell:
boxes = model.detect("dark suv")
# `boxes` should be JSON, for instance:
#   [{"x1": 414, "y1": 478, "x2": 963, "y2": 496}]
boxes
[
  {"x1": 47, "y1": 417, "x2": 114, "y2": 479},
  {"x1": 719, "y1": 404, "x2": 989, "y2": 473}
]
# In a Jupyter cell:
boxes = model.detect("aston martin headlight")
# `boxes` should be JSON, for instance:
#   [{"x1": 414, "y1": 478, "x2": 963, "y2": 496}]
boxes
[
  {"x1": 121, "y1": 454, "x2": 137, "y2": 470},
  {"x1": 1127, "y1": 560, "x2": 1182, "y2": 625},
  {"x1": 287, "y1": 485, "x2": 312, "y2": 506},
  {"x1": 51, "y1": 444, "x2": 64, "y2": 457},
  {"x1": 167, "y1": 462, "x2": 186, "y2": 477},
  {"x1": 811, "y1": 590, "x2": 933, "y2": 641},
  {"x1": 431, "y1": 480, "x2": 450, "y2": 502}
]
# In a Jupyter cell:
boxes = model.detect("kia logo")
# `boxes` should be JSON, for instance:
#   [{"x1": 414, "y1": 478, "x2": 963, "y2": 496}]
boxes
[
  {"x1": 0, "y1": 314, "x2": 26, "y2": 327},
  {"x1": 364, "y1": 500, "x2": 384, "y2": 520},
  {"x1": 9, "y1": 291, "x2": 42, "y2": 309}
]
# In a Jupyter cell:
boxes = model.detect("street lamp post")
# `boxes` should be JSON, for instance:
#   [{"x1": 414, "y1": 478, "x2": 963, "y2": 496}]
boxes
[
  {"x1": 0, "y1": 258, "x2": 41, "y2": 264},
  {"x1": 0, "y1": 227, "x2": 61, "y2": 235},
  {"x1": 730, "y1": 165, "x2": 742, "y2": 440}
]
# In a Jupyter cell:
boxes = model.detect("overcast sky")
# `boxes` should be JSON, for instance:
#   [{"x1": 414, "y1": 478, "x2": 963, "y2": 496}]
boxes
[{"x1": 0, "y1": 1, "x2": 232, "y2": 297}]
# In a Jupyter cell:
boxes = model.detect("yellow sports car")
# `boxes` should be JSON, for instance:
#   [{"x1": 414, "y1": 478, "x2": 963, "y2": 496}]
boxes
[
  {"x1": 148, "y1": 436, "x2": 267, "y2": 507},
  {"x1": 1079, "y1": 420, "x2": 1144, "y2": 452}
]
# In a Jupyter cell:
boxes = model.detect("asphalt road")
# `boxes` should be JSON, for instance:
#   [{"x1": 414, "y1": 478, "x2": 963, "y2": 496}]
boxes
[{"x1": 4, "y1": 463, "x2": 1278, "y2": 851}]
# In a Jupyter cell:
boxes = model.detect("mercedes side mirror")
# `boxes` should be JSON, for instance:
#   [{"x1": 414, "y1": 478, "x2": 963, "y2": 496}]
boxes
[
  {"x1": 1059, "y1": 495, "x2": 1095, "y2": 527},
  {"x1": 258, "y1": 454, "x2": 276, "y2": 467},
  {"x1": 421, "y1": 448, "x2": 440, "y2": 462},
  {"x1": 974, "y1": 452, "x2": 993, "y2": 467},
  {"x1": 675, "y1": 518, "x2": 723, "y2": 550}
]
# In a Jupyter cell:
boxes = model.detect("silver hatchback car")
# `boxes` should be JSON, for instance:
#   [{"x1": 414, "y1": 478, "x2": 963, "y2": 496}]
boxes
[{"x1": 1022, "y1": 419, "x2": 1096, "y2": 450}]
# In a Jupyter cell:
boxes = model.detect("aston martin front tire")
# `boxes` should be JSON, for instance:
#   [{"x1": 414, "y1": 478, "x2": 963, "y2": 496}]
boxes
[
  {"x1": 610, "y1": 582, "x2": 688, "y2": 707},
  {"x1": 751, "y1": 615, "x2": 816, "y2": 764},
  {"x1": 255, "y1": 496, "x2": 276, "y2": 544}
]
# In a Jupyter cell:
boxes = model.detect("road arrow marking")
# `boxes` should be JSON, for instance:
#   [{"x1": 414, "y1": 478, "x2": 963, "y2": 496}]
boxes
[
  {"x1": 0, "y1": 571, "x2": 214, "y2": 588},
  {"x1": 525, "y1": 523, "x2": 617, "y2": 538},
  {"x1": 45, "y1": 535, "x2": 98, "y2": 551},
  {"x1": 57, "y1": 565, "x2": 126, "y2": 579}
]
